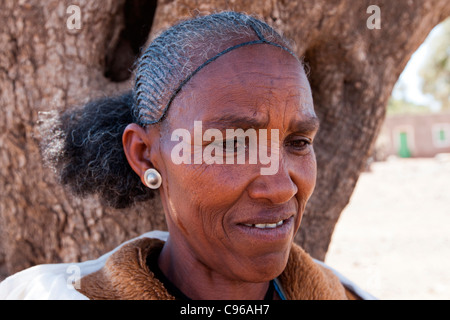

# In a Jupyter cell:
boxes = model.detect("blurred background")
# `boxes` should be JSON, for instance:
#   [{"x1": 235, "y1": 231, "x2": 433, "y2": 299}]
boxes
[{"x1": 326, "y1": 17, "x2": 450, "y2": 300}]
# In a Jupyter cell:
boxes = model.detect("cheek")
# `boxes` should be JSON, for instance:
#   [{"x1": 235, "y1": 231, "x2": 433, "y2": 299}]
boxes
[
  {"x1": 161, "y1": 155, "x2": 252, "y2": 234},
  {"x1": 293, "y1": 153, "x2": 317, "y2": 201},
  {"x1": 178, "y1": 164, "x2": 246, "y2": 204}
]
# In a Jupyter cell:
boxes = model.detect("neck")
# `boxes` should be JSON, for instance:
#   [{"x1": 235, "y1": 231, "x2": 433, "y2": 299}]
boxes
[{"x1": 157, "y1": 236, "x2": 273, "y2": 300}]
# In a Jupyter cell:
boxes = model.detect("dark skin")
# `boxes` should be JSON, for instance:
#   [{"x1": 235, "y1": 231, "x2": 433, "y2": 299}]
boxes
[{"x1": 123, "y1": 44, "x2": 319, "y2": 300}]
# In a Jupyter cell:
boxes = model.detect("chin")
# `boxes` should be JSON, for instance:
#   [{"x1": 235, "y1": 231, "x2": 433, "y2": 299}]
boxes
[{"x1": 236, "y1": 245, "x2": 292, "y2": 283}]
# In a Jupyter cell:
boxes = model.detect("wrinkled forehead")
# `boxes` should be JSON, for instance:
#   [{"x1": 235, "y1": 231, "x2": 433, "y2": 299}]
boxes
[{"x1": 166, "y1": 44, "x2": 315, "y2": 127}]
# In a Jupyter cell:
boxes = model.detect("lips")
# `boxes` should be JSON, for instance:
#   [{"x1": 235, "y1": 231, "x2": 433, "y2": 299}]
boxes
[
  {"x1": 234, "y1": 215, "x2": 295, "y2": 245},
  {"x1": 243, "y1": 219, "x2": 287, "y2": 229},
  {"x1": 238, "y1": 211, "x2": 294, "y2": 229},
  {"x1": 232, "y1": 206, "x2": 297, "y2": 244}
]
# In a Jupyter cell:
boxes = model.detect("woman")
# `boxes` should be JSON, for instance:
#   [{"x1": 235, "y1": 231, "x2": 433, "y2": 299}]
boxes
[{"x1": 0, "y1": 11, "x2": 373, "y2": 300}]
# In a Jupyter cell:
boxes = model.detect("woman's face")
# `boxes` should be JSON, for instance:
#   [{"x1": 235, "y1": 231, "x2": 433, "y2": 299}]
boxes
[{"x1": 155, "y1": 45, "x2": 319, "y2": 283}]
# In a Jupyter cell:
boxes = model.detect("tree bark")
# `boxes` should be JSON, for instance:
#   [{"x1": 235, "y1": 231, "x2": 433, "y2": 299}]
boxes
[{"x1": 1, "y1": 0, "x2": 449, "y2": 277}]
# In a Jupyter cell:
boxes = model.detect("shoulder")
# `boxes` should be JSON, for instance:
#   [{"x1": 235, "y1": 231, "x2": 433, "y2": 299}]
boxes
[
  {"x1": 0, "y1": 231, "x2": 169, "y2": 300},
  {"x1": 0, "y1": 263, "x2": 90, "y2": 300},
  {"x1": 279, "y1": 243, "x2": 376, "y2": 300},
  {"x1": 313, "y1": 258, "x2": 377, "y2": 300}
]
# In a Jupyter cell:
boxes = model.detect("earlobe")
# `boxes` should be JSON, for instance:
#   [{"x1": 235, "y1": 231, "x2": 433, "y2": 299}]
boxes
[
  {"x1": 122, "y1": 123, "x2": 154, "y2": 182},
  {"x1": 144, "y1": 168, "x2": 163, "y2": 189}
]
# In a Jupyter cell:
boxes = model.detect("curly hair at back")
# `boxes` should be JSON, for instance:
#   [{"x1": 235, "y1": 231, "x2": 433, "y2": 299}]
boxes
[{"x1": 41, "y1": 92, "x2": 153, "y2": 208}]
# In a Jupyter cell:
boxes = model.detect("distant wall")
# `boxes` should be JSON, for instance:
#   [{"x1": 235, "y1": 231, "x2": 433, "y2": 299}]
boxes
[{"x1": 376, "y1": 113, "x2": 450, "y2": 159}]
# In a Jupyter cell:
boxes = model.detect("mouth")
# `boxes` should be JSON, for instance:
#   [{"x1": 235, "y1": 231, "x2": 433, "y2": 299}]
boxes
[
  {"x1": 235, "y1": 215, "x2": 295, "y2": 244},
  {"x1": 242, "y1": 218, "x2": 288, "y2": 229}
]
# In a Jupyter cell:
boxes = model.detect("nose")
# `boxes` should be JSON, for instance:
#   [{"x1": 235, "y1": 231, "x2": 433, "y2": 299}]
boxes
[{"x1": 247, "y1": 161, "x2": 298, "y2": 205}]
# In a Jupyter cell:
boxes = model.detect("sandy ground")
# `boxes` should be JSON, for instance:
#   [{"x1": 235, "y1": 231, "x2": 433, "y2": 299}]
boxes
[{"x1": 325, "y1": 156, "x2": 450, "y2": 300}]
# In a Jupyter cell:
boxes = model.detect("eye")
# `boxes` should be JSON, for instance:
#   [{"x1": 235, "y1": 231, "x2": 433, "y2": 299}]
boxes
[
  {"x1": 223, "y1": 137, "x2": 247, "y2": 153},
  {"x1": 285, "y1": 136, "x2": 312, "y2": 153}
]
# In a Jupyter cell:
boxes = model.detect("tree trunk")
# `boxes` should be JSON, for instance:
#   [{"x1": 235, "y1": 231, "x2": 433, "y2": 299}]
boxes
[{"x1": 1, "y1": 0, "x2": 449, "y2": 277}]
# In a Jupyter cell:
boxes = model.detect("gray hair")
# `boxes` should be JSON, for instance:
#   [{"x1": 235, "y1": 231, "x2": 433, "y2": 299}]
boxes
[{"x1": 133, "y1": 11, "x2": 299, "y2": 126}]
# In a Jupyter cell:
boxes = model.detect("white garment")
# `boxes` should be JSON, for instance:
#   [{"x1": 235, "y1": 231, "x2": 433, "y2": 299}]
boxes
[
  {"x1": 0, "y1": 231, "x2": 169, "y2": 300},
  {"x1": 0, "y1": 230, "x2": 375, "y2": 300}
]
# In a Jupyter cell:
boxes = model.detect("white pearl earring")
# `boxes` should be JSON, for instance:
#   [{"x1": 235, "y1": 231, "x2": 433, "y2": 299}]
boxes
[{"x1": 144, "y1": 168, "x2": 162, "y2": 189}]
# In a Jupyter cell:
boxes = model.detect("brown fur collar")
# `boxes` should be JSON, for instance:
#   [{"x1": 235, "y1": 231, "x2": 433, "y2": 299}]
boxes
[{"x1": 77, "y1": 237, "x2": 349, "y2": 300}]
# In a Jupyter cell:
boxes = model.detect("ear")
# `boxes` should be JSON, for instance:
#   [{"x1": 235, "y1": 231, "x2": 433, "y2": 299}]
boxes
[{"x1": 122, "y1": 123, "x2": 159, "y2": 186}]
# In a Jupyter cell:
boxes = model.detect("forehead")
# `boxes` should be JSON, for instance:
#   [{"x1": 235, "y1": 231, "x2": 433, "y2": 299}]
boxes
[{"x1": 168, "y1": 44, "x2": 315, "y2": 127}]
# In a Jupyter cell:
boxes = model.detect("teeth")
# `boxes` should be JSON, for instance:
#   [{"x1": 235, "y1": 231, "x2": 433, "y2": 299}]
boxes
[{"x1": 244, "y1": 220, "x2": 285, "y2": 229}]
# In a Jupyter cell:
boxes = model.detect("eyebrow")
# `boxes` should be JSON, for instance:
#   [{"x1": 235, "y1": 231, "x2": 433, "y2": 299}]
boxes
[
  {"x1": 202, "y1": 114, "x2": 269, "y2": 130},
  {"x1": 201, "y1": 114, "x2": 320, "y2": 133},
  {"x1": 289, "y1": 116, "x2": 320, "y2": 134}
]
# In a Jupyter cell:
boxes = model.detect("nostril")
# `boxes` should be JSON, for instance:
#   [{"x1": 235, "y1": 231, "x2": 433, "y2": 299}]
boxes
[{"x1": 247, "y1": 175, "x2": 298, "y2": 205}]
